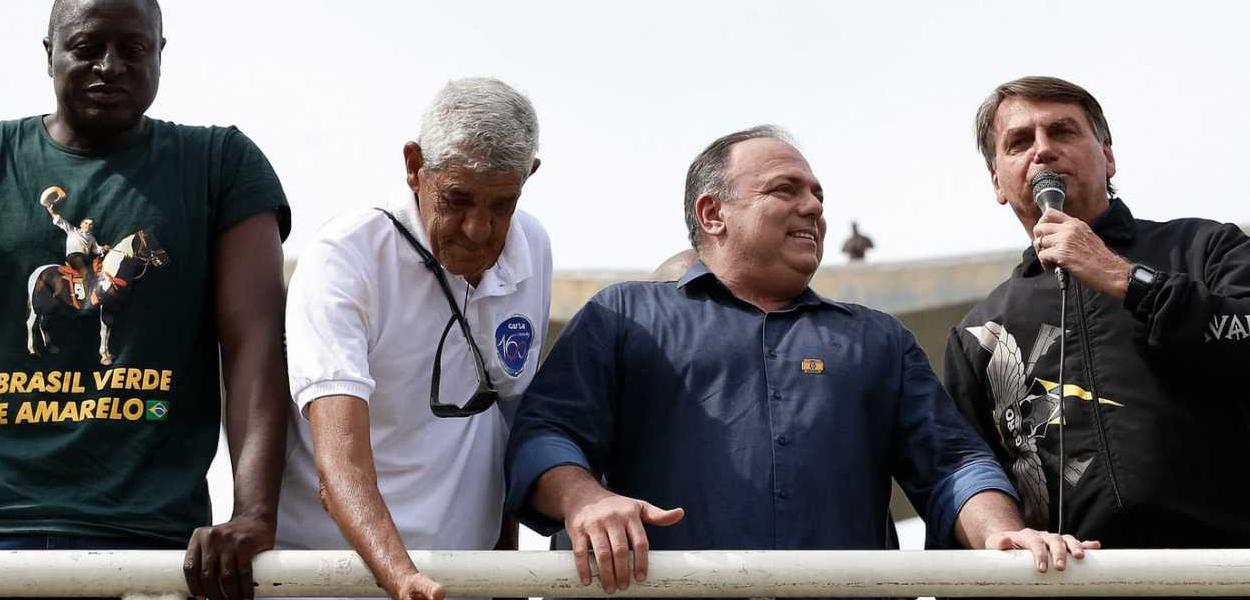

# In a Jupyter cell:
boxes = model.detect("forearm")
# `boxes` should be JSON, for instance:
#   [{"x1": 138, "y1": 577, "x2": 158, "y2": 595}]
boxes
[
  {"x1": 320, "y1": 456, "x2": 419, "y2": 597},
  {"x1": 221, "y1": 332, "x2": 287, "y2": 521},
  {"x1": 531, "y1": 464, "x2": 610, "y2": 521},
  {"x1": 952, "y1": 490, "x2": 1025, "y2": 549},
  {"x1": 217, "y1": 212, "x2": 289, "y2": 524}
]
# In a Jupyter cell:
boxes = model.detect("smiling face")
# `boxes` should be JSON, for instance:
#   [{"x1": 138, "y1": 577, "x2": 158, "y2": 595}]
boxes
[
  {"x1": 405, "y1": 143, "x2": 530, "y2": 284},
  {"x1": 45, "y1": 0, "x2": 164, "y2": 142},
  {"x1": 707, "y1": 137, "x2": 825, "y2": 297},
  {"x1": 990, "y1": 96, "x2": 1116, "y2": 233}
]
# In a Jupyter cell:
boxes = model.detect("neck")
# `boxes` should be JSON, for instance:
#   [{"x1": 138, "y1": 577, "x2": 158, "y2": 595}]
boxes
[
  {"x1": 44, "y1": 113, "x2": 146, "y2": 153},
  {"x1": 700, "y1": 249, "x2": 808, "y2": 313}
]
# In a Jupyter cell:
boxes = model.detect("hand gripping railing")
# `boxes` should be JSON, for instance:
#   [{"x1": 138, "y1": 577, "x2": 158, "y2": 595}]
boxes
[{"x1": 2, "y1": 549, "x2": 1250, "y2": 597}]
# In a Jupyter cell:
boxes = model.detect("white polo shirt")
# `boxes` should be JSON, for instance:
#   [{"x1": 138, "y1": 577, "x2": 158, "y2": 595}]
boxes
[{"x1": 276, "y1": 195, "x2": 552, "y2": 552}]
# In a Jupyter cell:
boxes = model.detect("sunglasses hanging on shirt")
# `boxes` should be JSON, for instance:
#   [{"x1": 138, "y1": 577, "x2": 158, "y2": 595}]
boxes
[{"x1": 376, "y1": 208, "x2": 500, "y2": 418}]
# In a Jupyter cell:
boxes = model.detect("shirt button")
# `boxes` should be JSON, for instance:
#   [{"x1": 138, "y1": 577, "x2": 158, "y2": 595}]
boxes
[
  {"x1": 776, "y1": 435, "x2": 789, "y2": 446},
  {"x1": 777, "y1": 488, "x2": 789, "y2": 500},
  {"x1": 771, "y1": 391, "x2": 781, "y2": 400},
  {"x1": 767, "y1": 349, "x2": 778, "y2": 359}
]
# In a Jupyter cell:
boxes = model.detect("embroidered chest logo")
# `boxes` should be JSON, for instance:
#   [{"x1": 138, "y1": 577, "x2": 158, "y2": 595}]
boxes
[
  {"x1": 800, "y1": 358, "x2": 824, "y2": 374},
  {"x1": 495, "y1": 314, "x2": 534, "y2": 378}
]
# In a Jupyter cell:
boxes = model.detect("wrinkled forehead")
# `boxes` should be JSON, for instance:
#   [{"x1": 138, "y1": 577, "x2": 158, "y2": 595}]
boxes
[
  {"x1": 50, "y1": 0, "x2": 161, "y2": 42},
  {"x1": 992, "y1": 97, "x2": 1091, "y2": 138}
]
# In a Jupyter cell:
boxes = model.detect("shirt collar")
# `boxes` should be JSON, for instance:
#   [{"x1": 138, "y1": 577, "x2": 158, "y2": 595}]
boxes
[
  {"x1": 1022, "y1": 196, "x2": 1137, "y2": 276},
  {"x1": 677, "y1": 259, "x2": 851, "y2": 314},
  {"x1": 386, "y1": 195, "x2": 534, "y2": 292}
]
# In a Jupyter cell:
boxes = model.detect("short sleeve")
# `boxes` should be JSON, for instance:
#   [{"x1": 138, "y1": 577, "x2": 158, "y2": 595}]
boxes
[
  {"x1": 285, "y1": 233, "x2": 376, "y2": 417},
  {"x1": 213, "y1": 127, "x2": 291, "y2": 240}
]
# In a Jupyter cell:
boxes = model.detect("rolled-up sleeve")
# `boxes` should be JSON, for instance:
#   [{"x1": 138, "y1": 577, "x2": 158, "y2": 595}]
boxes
[
  {"x1": 285, "y1": 235, "x2": 376, "y2": 418},
  {"x1": 890, "y1": 324, "x2": 1018, "y2": 548},
  {"x1": 505, "y1": 294, "x2": 622, "y2": 535}
]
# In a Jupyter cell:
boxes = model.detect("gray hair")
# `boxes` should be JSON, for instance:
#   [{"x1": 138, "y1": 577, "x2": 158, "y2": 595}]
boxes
[
  {"x1": 418, "y1": 77, "x2": 539, "y2": 175},
  {"x1": 683, "y1": 125, "x2": 795, "y2": 249}
]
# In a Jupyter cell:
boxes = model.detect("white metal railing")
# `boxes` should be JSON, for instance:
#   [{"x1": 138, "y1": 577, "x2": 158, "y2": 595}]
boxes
[{"x1": 2, "y1": 549, "x2": 1249, "y2": 597}]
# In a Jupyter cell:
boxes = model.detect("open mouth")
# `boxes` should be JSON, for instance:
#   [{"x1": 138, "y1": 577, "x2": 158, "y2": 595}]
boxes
[{"x1": 787, "y1": 231, "x2": 818, "y2": 243}]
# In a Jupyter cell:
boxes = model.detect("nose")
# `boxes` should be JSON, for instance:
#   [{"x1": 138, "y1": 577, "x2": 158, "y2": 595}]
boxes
[
  {"x1": 798, "y1": 189, "x2": 823, "y2": 219},
  {"x1": 94, "y1": 46, "x2": 126, "y2": 79},
  {"x1": 461, "y1": 208, "x2": 493, "y2": 245},
  {"x1": 1032, "y1": 129, "x2": 1059, "y2": 164}
]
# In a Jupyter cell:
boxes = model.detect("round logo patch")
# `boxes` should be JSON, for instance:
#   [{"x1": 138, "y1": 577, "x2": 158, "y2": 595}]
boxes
[{"x1": 495, "y1": 314, "x2": 534, "y2": 377}]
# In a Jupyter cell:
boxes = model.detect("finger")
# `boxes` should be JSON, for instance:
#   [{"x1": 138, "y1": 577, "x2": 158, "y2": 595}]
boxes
[
  {"x1": 1082, "y1": 540, "x2": 1102, "y2": 549},
  {"x1": 219, "y1": 549, "x2": 240, "y2": 600},
  {"x1": 1021, "y1": 534, "x2": 1050, "y2": 572},
  {"x1": 570, "y1": 529, "x2": 593, "y2": 586},
  {"x1": 183, "y1": 530, "x2": 206, "y2": 598},
  {"x1": 607, "y1": 524, "x2": 632, "y2": 590},
  {"x1": 418, "y1": 573, "x2": 446, "y2": 600},
  {"x1": 199, "y1": 533, "x2": 225, "y2": 600},
  {"x1": 625, "y1": 516, "x2": 650, "y2": 582},
  {"x1": 236, "y1": 545, "x2": 255, "y2": 600},
  {"x1": 588, "y1": 526, "x2": 618, "y2": 593},
  {"x1": 640, "y1": 502, "x2": 685, "y2": 527},
  {"x1": 1062, "y1": 534, "x2": 1086, "y2": 559},
  {"x1": 1043, "y1": 534, "x2": 1068, "y2": 571}
]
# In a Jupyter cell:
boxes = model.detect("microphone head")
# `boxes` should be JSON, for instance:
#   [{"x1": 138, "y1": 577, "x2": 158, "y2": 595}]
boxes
[{"x1": 1031, "y1": 170, "x2": 1066, "y2": 213}]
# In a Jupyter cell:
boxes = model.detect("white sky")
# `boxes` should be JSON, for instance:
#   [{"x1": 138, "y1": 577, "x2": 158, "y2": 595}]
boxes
[
  {"x1": 4, "y1": 0, "x2": 1248, "y2": 272},
  {"x1": 4, "y1": 0, "x2": 1248, "y2": 541}
]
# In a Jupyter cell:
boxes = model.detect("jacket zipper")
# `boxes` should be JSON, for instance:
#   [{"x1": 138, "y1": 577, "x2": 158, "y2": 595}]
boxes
[{"x1": 1073, "y1": 282, "x2": 1125, "y2": 510}]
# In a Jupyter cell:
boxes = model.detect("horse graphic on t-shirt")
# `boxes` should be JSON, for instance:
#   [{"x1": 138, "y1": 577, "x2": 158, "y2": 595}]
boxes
[{"x1": 25, "y1": 186, "x2": 170, "y2": 366}]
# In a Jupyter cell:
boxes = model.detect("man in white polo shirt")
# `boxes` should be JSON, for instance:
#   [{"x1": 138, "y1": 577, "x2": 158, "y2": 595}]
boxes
[{"x1": 277, "y1": 78, "x2": 551, "y2": 600}]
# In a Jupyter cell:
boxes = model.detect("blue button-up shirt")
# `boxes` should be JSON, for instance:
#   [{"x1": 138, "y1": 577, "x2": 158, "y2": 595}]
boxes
[{"x1": 506, "y1": 261, "x2": 1015, "y2": 549}]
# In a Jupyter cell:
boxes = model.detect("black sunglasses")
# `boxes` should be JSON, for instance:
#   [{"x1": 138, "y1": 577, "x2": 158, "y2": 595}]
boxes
[{"x1": 377, "y1": 209, "x2": 499, "y2": 418}]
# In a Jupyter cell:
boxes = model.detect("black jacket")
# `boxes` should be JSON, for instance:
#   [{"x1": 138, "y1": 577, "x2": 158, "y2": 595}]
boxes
[{"x1": 945, "y1": 198, "x2": 1250, "y2": 547}]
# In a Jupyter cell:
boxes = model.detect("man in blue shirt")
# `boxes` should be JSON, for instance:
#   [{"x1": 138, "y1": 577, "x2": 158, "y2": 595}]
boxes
[{"x1": 506, "y1": 126, "x2": 1097, "y2": 595}]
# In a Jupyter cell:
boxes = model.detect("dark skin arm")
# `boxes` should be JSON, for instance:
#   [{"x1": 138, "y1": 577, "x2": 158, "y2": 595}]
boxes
[
  {"x1": 310, "y1": 395, "x2": 446, "y2": 600},
  {"x1": 183, "y1": 212, "x2": 289, "y2": 600}
]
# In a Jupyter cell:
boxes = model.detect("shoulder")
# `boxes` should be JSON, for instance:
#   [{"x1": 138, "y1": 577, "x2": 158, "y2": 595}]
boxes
[
  {"x1": 0, "y1": 116, "x2": 45, "y2": 147},
  {"x1": 308, "y1": 208, "x2": 390, "y2": 254},
  {"x1": 147, "y1": 119, "x2": 269, "y2": 154},
  {"x1": 828, "y1": 300, "x2": 911, "y2": 339},
  {"x1": 512, "y1": 209, "x2": 551, "y2": 256},
  {"x1": 1135, "y1": 216, "x2": 1245, "y2": 246}
]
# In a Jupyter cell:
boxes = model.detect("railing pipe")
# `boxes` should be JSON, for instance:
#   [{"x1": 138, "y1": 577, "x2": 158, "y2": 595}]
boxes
[{"x1": 2, "y1": 549, "x2": 1250, "y2": 597}]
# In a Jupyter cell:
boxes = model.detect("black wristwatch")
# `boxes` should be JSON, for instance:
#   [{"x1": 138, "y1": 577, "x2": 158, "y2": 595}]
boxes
[{"x1": 1124, "y1": 263, "x2": 1158, "y2": 312}]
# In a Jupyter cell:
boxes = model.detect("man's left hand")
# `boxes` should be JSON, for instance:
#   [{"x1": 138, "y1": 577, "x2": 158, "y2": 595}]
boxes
[
  {"x1": 183, "y1": 513, "x2": 276, "y2": 600},
  {"x1": 1033, "y1": 209, "x2": 1130, "y2": 298},
  {"x1": 985, "y1": 528, "x2": 1101, "y2": 572}
]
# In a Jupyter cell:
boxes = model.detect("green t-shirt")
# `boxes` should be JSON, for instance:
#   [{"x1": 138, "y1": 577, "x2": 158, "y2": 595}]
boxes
[{"x1": 0, "y1": 116, "x2": 290, "y2": 544}]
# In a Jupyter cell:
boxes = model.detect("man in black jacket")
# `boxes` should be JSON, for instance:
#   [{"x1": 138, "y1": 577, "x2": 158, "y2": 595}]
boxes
[{"x1": 945, "y1": 75, "x2": 1250, "y2": 547}]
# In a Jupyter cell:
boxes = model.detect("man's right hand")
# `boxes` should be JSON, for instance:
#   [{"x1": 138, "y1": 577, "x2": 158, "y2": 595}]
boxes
[
  {"x1": 564, "y1": 490, "x2": 684, "y2": 594},
  {"x1": 395, "y1": 571, "x2": 446, "y2": 600}
]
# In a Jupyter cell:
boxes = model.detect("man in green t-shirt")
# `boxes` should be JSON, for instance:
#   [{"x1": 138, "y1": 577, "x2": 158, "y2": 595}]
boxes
[{"x1": 0, "y1": 1, "x2": 291, "y2": 598}]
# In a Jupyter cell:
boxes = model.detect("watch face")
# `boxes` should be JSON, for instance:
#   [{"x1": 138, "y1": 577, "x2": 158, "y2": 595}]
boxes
[{"x1": 1133, "y1": 266, "x2": 1156, "y2": 285}]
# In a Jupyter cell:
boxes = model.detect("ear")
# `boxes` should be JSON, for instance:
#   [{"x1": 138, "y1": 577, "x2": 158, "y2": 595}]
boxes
[
  {"x1": 990, "y1": 167, "x2": 1008, "y2": 206},
  {"x1": 403, "y1": 142, "x2": 424, "y2": 193},
  {"x1": 1102, "y1": 142, "x2": 1116, "y2": 181},
  {"x1": 529, "y1": 157, "x2": 541, "y2": 176},
  {"x1": 44, "y1": 37, "x2": 53, "y2": 77},
  {"x1": 695, "y1": 194, "x2": 726, "y2": 238}
]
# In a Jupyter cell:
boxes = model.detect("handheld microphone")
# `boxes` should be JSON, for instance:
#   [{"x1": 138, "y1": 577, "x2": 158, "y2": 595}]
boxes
[{"x1": 1031, "y1": 170, "x2": 1067, "y2": 288}]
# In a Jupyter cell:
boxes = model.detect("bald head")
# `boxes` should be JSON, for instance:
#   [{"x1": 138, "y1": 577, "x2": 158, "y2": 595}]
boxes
[{"x1": 48, "y1": 0, "x2": 162, "y2": 42}]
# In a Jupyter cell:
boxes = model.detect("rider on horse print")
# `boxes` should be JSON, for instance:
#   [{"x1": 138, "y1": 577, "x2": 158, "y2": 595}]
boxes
[
  {"x1": 26, "y1": 185, "x2": 169, "y2": 366},
  {"x1": 40, "y1": 186, "x2": 110, "y2": 306}
]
